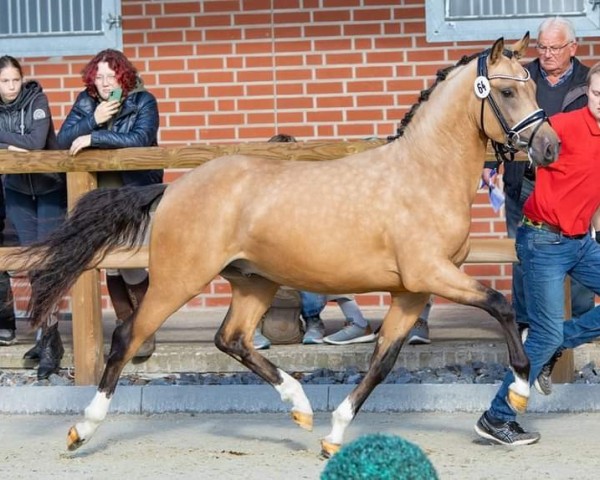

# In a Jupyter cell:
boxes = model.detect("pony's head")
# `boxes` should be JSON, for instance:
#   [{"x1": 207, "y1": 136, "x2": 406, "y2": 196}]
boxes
[{"x1": 478, "y1": 33, "x2": 559, "y2": 167}]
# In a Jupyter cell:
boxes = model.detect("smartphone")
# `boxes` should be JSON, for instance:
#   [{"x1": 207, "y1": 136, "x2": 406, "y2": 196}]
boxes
[{"x1": 108, "y1": 88, "x2": 122, "y2": 102}]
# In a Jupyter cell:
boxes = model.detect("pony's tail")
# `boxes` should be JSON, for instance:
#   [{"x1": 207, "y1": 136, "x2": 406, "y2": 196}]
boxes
[{"x1": 21, "y1": 183, "x2": 168, "y2": 328}]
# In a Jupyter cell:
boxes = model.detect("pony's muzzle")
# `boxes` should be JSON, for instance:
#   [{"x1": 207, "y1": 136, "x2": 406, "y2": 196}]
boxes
[{"x1": 528, "y1": 125, "x2": 560, "y2": 167}]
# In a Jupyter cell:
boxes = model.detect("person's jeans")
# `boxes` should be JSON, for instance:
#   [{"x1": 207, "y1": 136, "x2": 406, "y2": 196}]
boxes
[
  {"x1": 5, "y1": 188, "x2": 67, "y2": 245},
  {"x1": 300, "y1": 292, "x2": 327, "y2": 319},
  {"x1": 506, "y1": 178, "x2": 594, "y2": 325},
  {"x1": 488, "y1": 226, "x2": 600, "y2": 421}
]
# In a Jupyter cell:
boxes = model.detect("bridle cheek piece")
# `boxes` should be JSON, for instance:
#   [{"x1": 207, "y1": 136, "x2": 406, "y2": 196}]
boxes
[{"x1": 476, "y1": 52, "x2": 548, "y2": 165}]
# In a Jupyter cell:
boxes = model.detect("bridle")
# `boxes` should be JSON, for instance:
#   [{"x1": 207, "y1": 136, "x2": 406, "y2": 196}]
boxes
[{"x1": 476, "y1": 50, "x2": 548, "y2": 164}]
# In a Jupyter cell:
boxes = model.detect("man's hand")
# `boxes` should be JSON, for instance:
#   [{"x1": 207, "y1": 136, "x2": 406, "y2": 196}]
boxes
[
  {"x1": 93, "y1": 100, "x2": 120, "y2": 125},
  {"x1": 69, "y1": 135, "x2": 92, "y2": 156}
]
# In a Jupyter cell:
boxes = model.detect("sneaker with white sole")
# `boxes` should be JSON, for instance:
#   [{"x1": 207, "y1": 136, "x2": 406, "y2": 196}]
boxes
[
  {"x1": 302, "y1": 316, "x2": 325, "y2": 344},
  {"x1": 474, "y1": 411, "x2": 540, "y2": 446},
  {"x1": 535, "y1": 350, "x2": 562, "y2": 396},
  {"x1": 253, "y1": 330, "x2": 271, "y2": 350},
  {"x1": 520, "y1": 327, "x2": 561, "y2": 396},
  {"x1": 0, "y1": 329, "x2": 16, "y2": 346},
  {"x1": 324, "y1": 323, "x2": 376, "y2": 345},
  {"x1": 407, "y1": 318, "x2": 430, "y2": 345}
]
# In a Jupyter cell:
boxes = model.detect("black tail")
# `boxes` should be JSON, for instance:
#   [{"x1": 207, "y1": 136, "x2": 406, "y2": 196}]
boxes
[{"x1": 19, "y1": 183, "x2": 167, "y2": 328}]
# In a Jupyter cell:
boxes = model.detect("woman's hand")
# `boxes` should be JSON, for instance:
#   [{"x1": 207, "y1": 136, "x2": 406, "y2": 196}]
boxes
[
  {"x1": 93, "y1": 100, "x2": 120, "y2": 125},
  {"x1": 69, "y1": 134, "x2": 92, "y2": 156}
]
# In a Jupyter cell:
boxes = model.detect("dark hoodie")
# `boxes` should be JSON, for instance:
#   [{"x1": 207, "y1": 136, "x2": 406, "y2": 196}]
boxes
[{"x1": 0, "y1": 80, "x2": 65, "y2": 195}]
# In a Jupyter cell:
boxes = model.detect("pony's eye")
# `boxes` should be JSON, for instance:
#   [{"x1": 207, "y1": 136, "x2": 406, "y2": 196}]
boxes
[{"x1": 500, "y1": 89, "x2": 514, "y2": 98}]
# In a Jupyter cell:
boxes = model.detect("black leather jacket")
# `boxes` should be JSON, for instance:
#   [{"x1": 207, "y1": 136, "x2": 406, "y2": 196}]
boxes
[
  {"x1": 57, "y1": 82, "x2": 163, "y2": 186},
  {"x1": 0, "y1": 80, "x2": 65, "y2": 195},
  {"x1": 502, "y1": 58, "x2": 589, "y2": 201}
]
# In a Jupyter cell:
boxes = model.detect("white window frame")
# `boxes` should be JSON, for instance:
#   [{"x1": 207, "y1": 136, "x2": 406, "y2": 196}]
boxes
[
  {"x1": 1, "y1": 0, "x2": 122, "y2": 58},
  {"x1": 426, "y1": 1, "x2": 600, "y2": 42}
]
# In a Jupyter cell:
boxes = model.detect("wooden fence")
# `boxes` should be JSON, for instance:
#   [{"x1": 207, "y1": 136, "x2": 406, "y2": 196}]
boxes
[{"x1": 0, "y1": 142, "x2": 571, "y2": 385}]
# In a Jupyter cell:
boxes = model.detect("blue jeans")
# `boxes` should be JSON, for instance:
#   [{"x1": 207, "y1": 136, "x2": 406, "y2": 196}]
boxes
[
  {"x1": 506, "y1": 178, "x2": 594, "y2": 324},
  {"x1": 488, "y1": 226, "x2": 600, "y2": 421},
  {"x1": 4, "y1": 188, "x2": 67, "y2": 245},
  {"x1": 300, "y1": 292, "x2": 327, "y2": 319}
]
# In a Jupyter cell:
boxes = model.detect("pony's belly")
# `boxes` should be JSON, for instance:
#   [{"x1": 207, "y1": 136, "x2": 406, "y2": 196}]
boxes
[{"x1": 224, "y1": 260, "x2": 403, "y2": 293}]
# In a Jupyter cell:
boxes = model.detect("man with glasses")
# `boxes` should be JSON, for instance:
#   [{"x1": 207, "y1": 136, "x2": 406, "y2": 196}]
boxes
[{"x1": 495, "y1": 16, "x2": 593, "y2": 394}]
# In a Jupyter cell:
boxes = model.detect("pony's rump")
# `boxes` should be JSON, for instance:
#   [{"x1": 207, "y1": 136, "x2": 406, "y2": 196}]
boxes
[{"x1": 22, "y1": 183, "x2": 167, "y2": 327}]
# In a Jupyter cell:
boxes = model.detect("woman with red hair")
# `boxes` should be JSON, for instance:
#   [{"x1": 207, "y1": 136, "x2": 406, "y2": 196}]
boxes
[{"x1": 31, "y1": 49, "x2": 162, "y2": 378}]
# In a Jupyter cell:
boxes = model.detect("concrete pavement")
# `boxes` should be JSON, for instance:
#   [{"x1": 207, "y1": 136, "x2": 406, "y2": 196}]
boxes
[{"x1": 2, "y1": 411, "x2": 600, "y2": 479}]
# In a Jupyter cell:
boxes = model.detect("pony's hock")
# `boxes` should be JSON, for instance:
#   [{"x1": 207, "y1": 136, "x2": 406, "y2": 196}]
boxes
[{"x1": 12, "y1": 34, "x2": 558, "y2": 453}]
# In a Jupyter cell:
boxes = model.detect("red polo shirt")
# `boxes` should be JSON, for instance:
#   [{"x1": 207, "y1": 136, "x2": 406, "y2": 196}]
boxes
[{"x1": 523, "y1": 107, "x2": 600, "y2": 236}]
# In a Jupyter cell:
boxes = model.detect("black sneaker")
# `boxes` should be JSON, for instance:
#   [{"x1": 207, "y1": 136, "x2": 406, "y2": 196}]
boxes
[
  {"x1": 535, "y1": 350, "x2": 563, "y2": 396},
  {"x1": 474, "y1": 411, "x2": 540, "y2": 446}
]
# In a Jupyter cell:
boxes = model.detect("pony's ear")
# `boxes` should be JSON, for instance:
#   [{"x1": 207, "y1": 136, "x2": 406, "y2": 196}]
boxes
[
  {"x1": 489, "y1": 37, "x2": 505, "y2": 64},
  {"x1": 511, "y1": 32, "x2": 530, "y2": 59}
]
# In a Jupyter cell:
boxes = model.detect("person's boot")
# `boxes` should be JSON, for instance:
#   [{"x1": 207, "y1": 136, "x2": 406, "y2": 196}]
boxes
[
  {"x1": 37, "y1": 323, "x2": 64, "y2": 380},
  {"x1": 0, "y1": 271, "x2": 16, "y2": 346},
  {"x1": 125, "y1": 277, "x2": 155, "y2": 358},
  {"x1": 23, "y1": 330, "x2": 42, "y2": 361},
  {"x1": 106, "y1": 274, "x2": 135, "y2": 322}
]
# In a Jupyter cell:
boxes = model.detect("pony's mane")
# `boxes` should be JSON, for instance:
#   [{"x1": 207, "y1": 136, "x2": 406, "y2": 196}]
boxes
[{"x1": 387, "y1": 47, "x2": 515, "y2": 142}]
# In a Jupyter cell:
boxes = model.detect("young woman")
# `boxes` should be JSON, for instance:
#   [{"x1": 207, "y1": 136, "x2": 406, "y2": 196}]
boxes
[
  {"x1": 0, "y1": 56, "x2": 66, "y2": 369},
  {"x1": 56, "y1": 49, "x2": 162, "y2": 362}
]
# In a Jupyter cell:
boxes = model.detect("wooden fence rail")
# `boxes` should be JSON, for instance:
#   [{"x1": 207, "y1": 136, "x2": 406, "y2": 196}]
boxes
[{"x1": 0, "y1": 142, "x2": 565, "y2": 386}]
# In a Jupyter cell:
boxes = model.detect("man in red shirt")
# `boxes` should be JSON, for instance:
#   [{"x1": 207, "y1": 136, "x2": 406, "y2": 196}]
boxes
[{"x1": 475, "y1": 62, "x2": 600, "y2": 446}]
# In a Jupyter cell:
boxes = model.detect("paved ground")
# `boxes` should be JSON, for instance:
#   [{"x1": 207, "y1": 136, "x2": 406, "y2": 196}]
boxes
[{"x1": 2, "y1": 411, "x2": 600, "y2": 479}]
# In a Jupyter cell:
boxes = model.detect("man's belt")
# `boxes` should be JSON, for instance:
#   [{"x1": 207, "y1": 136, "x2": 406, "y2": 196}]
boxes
[{"x1": 522, "y1": 216, "x2": 587, "y2": 240}]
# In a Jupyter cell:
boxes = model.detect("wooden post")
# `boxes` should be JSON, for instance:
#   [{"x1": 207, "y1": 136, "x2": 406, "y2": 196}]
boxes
[
  {"x1": 551, "y1": 277, "x2": 574, "y2": 383},
  {"x1": 67, "y1": 172, "x2": 104, "y2": 385}
]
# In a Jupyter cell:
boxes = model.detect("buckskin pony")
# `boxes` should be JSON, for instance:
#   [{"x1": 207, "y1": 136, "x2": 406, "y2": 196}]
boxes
[{"x1": 17, "y1": 33, "x2": 559, "y2": 457}]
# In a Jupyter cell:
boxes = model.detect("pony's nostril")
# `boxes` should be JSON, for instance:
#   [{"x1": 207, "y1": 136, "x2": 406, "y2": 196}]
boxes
[{"x1": 543, "y1": 139, "x2": 560, "y2": 163}]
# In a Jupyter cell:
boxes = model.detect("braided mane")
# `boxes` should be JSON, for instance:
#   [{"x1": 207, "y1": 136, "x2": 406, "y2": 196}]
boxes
[{"x1": 387, "y1": 48, "x2": 515, "y2": 142}]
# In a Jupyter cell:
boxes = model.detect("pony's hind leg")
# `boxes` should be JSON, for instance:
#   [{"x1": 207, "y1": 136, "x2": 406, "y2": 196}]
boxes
[
  {"x1": 321, "y1": 293, "x2": 428, "y2": 457},
  {"x1": 66, "y1": 283, "x2": 193, "y2": 451},
  {"x1": 215, "y1": 275, "x2": 314, "y2": 431}
]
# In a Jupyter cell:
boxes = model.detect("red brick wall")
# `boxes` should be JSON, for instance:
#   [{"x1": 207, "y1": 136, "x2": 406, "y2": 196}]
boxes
[{"x1": 12, "y1": 0, "x2": 600, "y2": 313}]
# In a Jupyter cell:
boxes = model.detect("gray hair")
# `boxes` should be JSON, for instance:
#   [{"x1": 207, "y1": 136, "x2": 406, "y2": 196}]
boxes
[{"x1": 538, "y1": 16, "x2": 576, "y2": 42}]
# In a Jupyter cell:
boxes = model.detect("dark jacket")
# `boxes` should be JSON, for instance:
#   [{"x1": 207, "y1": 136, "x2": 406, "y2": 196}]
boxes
[
  {"x1": 57, "y1": 82, "x2": 163, "y2": 186},
  {"x1": 0, "y1": 80, "x2": 65, "y2": 195},
  {"x1": 502, "y1": 57, "x2": 589, "y2": 201}
]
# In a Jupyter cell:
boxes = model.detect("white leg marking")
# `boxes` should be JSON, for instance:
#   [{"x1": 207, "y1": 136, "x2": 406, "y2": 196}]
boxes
[
  {"x1": 324, "y1": 397, "x2": 354, "y2": 446},
  {"x1": 274, "y1": 369, "x2": 313, "y2": 415},
  {"x1": 509, "y1": 368, "x2": 530, "y2": 398},
  {"x1": 75, "y1": 391, "x2": 112, "y2": 442}
]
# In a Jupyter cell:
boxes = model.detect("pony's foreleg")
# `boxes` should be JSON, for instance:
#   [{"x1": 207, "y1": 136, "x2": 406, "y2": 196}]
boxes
[
  {"x1": 321, "y1": 294, "x2": 427, "y2": 457},
  {"x1": 215, "y1": 278, "x2": 313, "y2": 430},
  {"x1": 479, "y1": 288, "x2": 530, "y2": 413},
  {"x1": 426, "y1": 262, "x2": 530, "y2": 414},
  {"x1": 67, "y1": 391, "x2": 112, "y2": 451},
  {"x1": 67, "y1": 288, "x2": 186, "y2": 451}
]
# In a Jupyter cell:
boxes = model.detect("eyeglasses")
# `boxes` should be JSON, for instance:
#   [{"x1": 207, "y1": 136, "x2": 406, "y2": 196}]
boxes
[
  {"x1": 535, "y1": 42, "x2": 573, "y2": 55},
  {"x1": 94, "y1": 74, "x2": 117, "y2": 83}
]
